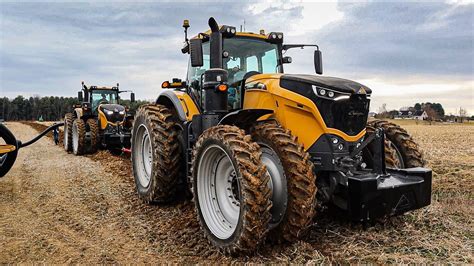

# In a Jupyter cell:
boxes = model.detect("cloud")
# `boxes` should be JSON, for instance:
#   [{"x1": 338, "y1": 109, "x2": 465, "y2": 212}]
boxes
[{"x1": 0, "y1": 1, "x2": 472, "y2": 115}]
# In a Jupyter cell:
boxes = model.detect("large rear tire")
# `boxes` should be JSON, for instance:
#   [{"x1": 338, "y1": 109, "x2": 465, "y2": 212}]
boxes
[
  {"x1": 72, "y1": 119, "x2": 86, "y2": 155},
  {"x1": 131, "y1": 104, "x2": 183, "y2": 203},
  {"x1": 367, "y1": 120, "x2": 425, "y2": 168},
  {"x1": 251, "y1": 122, "x2": 317, "y2": 242},
  {"x1": 63, "y1": 113, "x2": 73, "y2": 152},
  {"x1": 192, "y1": 125, "x2": 272, "y2": 254},
  {"x1": 86, "y1": 119, "x2": 98, "y2": 154}
]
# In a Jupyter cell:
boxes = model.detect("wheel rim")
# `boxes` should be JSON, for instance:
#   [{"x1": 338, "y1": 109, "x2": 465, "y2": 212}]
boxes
[
  {"x1": 64, "y1": 122, "x2": 68, "y2": 149},
  {"x1": 134, "y1": 124, "x2": 153, "y2": 188},
  {"x1": 0, "y1": 137, "x2": 6, "y2": 166},
  {"x1": 72, "y1": 122, "x2": 78, "y2": 152},
  {"x1": 260, "y1": 145, "x2": 287, "y2": 227},
  {"x1": 389, "y1": 141, "x2": 405, "y2": 168},
  {"x1": 197, "y1": 144, "x2": 240, "y2": 239}
]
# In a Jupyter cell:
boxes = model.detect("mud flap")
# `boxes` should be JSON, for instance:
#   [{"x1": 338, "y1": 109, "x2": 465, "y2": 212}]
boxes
[{"x1": 348, "y1": 167, "x2": 432, "y2": 222}]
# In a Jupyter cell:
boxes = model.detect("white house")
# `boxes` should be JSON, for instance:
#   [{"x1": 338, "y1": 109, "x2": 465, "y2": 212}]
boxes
[{"x1": 413, "y1": 110, "x2": 428, "y2": 120}]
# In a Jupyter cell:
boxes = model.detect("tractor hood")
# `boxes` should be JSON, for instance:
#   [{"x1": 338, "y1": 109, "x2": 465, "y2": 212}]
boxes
[
  {"x1": 280, "y1": 74, "x2": 371, "y2": 95},
  {"x1": 99, "y1": 104, "x2": 126, "y2": 123}
]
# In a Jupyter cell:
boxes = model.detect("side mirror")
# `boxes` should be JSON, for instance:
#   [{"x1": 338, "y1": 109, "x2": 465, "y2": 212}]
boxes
[
  {"x1": 314, "y1": 50, "x2": 323, "y2": 75},
  {"x1": 130, "y1": 93, "x2": 135, "y2": 103},
  {"x1": 78, "y1": 91, "x2": 83, "y2": 102},
  {"x1": 282, "y1": 56, "x2": 292, "y2": 64},
  {"x1": 190, "y1": 38, "x2": 203, "y2": 67}
]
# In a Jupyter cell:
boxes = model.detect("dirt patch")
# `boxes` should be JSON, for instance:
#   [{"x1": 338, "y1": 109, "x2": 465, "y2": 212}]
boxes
[{"x1": 0, "y1": 121, "x2": 472, "y2": 263}]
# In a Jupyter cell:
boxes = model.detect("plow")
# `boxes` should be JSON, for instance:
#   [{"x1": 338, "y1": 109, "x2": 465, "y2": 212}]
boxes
[{"x1": 0, "y1": 16, "x2": 433, "y2": 255}]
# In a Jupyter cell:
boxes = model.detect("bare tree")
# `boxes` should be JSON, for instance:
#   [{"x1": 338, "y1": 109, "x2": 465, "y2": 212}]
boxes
[
  {"x1": 424, "y1": 106, "x2": 438, "y2": 125},
  {"x1": 459, "y1": 107, "x2": 467, "y2": 123},
  {"x1": 376, "y1": 103, "x2": 390, "y2": 118}
]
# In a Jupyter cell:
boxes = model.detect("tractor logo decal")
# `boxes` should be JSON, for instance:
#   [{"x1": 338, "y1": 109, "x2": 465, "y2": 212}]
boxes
[{"x1": 357, "y1": 87, "x2": 367, "y2": 94}]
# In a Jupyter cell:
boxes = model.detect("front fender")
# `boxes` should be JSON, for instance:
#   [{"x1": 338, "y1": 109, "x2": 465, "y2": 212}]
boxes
[
  {"x1": 156, "y1": 90, "x2": 200, "y2": 122},
  {"x1": 218, "y1": 109, "x2": 273, "y2": 129}
]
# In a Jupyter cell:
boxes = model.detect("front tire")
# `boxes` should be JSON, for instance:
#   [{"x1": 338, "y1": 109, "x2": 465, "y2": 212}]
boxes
[
  {"x1": 367, "y1": 120, "x2": 425, "y2": 168},
  {"x1": 131, "y1": 104, "x2": 183, "y2": 203},
  {"x1": 192, "y1": 125, "x2": 272, "y2": 254},
  {"x1": 251, "y1": 122, "x2": 317, "y2": 242},
  {"x1": 86, "y1": 119, "x2": 98, "y2": 154},
  {"x1": 63, "y1": 113, "x2": 73, "y2": 152},
  {"x1": 72, "y1": 119, "x2": 86, "y2": 155}
]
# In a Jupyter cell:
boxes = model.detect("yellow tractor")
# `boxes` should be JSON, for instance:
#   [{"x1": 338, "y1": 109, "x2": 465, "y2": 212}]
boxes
[
  {"x1": 130, "y1": 18, "x2": 431, "y2": 253},
  {"x1": 64, "y1": 82, "x2": 135, "y2": 155}
]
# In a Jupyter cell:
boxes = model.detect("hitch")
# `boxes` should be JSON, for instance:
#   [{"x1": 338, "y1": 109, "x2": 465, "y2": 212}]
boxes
[{"x1": 349, "y1": 127, "x2": 387, "y2": 175}]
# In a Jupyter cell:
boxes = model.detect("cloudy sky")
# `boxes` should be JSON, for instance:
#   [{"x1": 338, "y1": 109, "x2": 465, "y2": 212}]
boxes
[{"x1": 0, "y1": 1, "x2": 473, "y2": 115}]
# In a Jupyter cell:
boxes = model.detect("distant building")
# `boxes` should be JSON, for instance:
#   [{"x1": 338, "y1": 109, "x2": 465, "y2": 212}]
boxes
[
  {"x1": 413, "y1": 110, "x2": 428, "y2": 120},
  {"x1": 396, "y1": 110, "x2": 413, "y2": 119},
  {"x1": 394, "y1": 109, "x2": 427, "y2": 120},
  {"x1": 368, "y1": 112, "x2": 377, "y2": 118}
]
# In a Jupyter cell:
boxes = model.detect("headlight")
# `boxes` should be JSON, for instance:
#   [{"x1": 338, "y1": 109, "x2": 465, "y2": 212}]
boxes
[
  {"x1": 312, "y1": 85, "x2": 353, "y2": 101},
  {"x1": 105, "y1": 110, "x2": 114, "y2": 115},
  {"x1": 119, "y1": 111, "x2": 125, "y2": 115}
]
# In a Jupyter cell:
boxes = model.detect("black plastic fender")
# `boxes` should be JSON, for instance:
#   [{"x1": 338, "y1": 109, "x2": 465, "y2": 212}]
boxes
[{"x1": 218, "y1": 109, "x2": 274, "y2": 129}]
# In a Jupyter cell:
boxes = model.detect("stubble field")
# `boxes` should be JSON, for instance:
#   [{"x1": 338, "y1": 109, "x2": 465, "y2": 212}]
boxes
[{"x1": 0, "y1": 120, "x2": 472, "y2": 263}]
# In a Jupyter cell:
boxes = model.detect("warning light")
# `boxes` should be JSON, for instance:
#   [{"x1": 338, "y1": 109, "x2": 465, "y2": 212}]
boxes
[{"x1": 217, "y1": 84, "x2": 228, "y2": 92}]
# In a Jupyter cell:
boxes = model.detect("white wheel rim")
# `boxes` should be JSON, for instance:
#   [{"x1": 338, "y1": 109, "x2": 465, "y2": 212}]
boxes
[
  {"x1": 64, "y1": 122, "x2": 68, "y2": 148},
  {"x1": 197, "y1": 144, "x2": 240, "y2": 239},
  {"x1": 134, "y1": 124, "x2": 153, "y2": 188},
  {"x1": 72, "y1": 122, "x2": 78, "y2": 152}
]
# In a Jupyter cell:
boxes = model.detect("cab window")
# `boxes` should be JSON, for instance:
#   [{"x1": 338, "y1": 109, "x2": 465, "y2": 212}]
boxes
[{"x1": 91, "y1": 90, "x2": 117, "y2": 111}]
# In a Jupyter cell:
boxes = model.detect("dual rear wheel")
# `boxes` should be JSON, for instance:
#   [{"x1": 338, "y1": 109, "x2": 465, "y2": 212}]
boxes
[
  {"x1": 63, "y1": 113, "x2": 99, "y2": 155},
  {"x1": 131, "y1": 104, "x2": 317, "y2": 253}
]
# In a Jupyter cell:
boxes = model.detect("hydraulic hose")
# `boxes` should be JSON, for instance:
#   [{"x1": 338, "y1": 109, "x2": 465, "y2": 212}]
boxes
[{"x1": 20, "y1": 122, "x2": 64, "y2": 148}]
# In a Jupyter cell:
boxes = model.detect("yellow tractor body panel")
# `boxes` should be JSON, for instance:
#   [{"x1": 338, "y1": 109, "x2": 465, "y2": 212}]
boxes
[
  {"x1": 192, "y1": 30, "x2": 270, "y2": 41},
  {"x1": 173, "y1": 90, "x2": 200, "y2": 121},
  {"x1": 0, "y1": 144, "x2": 16, "y2": 154},
  {"x1": 97, "y1": 105, "x2": 124, "y2": 130},
  {"x1": 243, "y1": 75, "x2": 366, "y2": 150}
]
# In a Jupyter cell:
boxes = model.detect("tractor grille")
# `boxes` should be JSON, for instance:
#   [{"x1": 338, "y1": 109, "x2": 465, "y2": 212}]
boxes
[
  {"x1": 313, "y1": 94, "x2": 370, "y2": 136},
  {"x1": 279, "y1": 79, "x2": 370, "y2": 136}
]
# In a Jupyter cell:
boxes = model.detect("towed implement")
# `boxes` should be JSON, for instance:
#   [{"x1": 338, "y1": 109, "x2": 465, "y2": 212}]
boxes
[
  {"x1": 130, "y1": 17, "x2": 432, "y2": 253},
  {"x1": 64, "y1": 82, "x2": 136, "y2": 155},
  {"x1": 1, "y1": 122, "x2": 62, "y2": 177}
]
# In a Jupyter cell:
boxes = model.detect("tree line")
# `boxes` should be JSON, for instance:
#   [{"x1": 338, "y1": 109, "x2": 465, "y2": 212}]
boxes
[{"x1": 0, "y1": 95, "x2": 148, "y2": 121}]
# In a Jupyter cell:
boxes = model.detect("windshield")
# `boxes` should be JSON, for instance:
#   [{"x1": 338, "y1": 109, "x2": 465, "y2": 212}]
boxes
[
  {"x1": 187, "y1": 37, "x2": 280, "y2": 84},
  {"x1": 224, "y1": 38, "x2": 279, "y2": 83},
  {"x1": 91, "y1": 89, "x2": 118, "y2": 110}
]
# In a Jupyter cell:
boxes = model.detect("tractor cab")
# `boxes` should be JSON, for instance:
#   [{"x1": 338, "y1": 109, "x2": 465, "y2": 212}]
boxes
[
  {"x1": 186, "y1": 33, "x2": 283, "y2": 109},
  {"x1": 90, "y1": 88, "x2": 119, "y2": 112}
]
